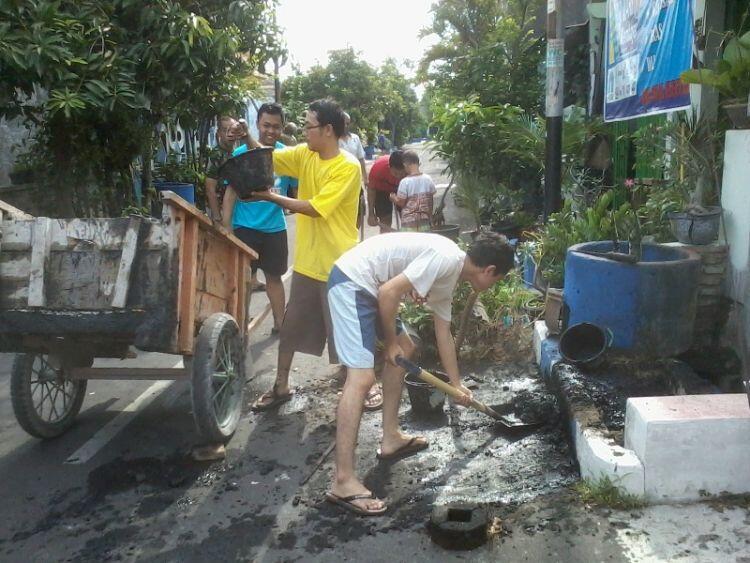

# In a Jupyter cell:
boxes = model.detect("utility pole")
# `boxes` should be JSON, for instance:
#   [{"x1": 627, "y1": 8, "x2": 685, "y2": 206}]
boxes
[{"x1": 544, "y1": 0, "x2": 564, "y2": 220}]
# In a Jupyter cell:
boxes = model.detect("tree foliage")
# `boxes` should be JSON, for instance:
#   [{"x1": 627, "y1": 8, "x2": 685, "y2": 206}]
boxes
[
  {"x1": 281, "y1": 48, "x2": 425, "y2": 147},
  {"x1": 0, "y1": 0, "x2": 281, "y2": 216},
  {"x1": 419, "y1": 0, "x2": 545, "y2": 111}
]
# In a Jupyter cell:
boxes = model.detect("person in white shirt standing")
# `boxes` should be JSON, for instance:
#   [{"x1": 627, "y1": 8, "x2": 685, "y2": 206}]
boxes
[
  {"x1": 338, "y1": 112, "x2": 368, "y2": 236},
  {"x1": 390, "y1": 150, "x2": 436, "y2": 232},
  {"x1": 324, "y1": 232, "x2": 515, "y2": 515}
]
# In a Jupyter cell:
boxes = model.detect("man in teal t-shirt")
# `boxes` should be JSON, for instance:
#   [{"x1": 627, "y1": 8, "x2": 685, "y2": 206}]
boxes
[{"x1": 221, "y1": 103, "x2": 297, "y2": 333}]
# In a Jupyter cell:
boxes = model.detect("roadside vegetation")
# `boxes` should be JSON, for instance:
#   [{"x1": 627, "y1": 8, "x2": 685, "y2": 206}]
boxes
[
  {"x1": 574, "y1": 476, "x2": 646, "y2": 510},
  {"x1": 0, "y1": 0, "x2": 283, "y2": 216}
]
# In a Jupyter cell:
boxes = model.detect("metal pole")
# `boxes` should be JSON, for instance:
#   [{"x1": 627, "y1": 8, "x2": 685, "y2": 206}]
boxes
[{"x1": 544, "y1": 0, "x2": 564, "y2": 221}]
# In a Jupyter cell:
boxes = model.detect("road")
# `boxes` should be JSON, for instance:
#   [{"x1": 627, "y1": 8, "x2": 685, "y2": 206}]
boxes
[{"x1": 0, "y1": 143, "x2": 748, "y2": 562}]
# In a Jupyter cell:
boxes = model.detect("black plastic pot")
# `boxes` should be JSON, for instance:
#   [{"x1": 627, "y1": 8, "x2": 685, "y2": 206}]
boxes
[
  {"x1": 491, "y1": 221, "x2": 521, "y2": 240},
  {"x1": 559, "y1": 322, "x2": 613, "y2": 369},
  {"x1": 218, "y1": 147, "x2": 274, "y2": 199},
  {"x1": 724, "y1": 102, "x2": 750, "y2": 129},
  {"x1": 9, "y1": 169, "x2": 35, "y2": 185},
  {"x1": 405, "y1": 369, "x2": 450, "y2": 415},
  {"x1": 431, "y1": 224, "x2": 460, "y2": 241}
]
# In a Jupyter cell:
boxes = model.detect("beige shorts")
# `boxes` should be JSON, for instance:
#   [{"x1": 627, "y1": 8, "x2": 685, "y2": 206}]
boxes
[{"x1": 278, "y1": 272, "x2": 338, "y2": 363}]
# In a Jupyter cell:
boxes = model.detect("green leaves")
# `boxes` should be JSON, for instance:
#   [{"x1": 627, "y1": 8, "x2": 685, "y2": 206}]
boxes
[
  {"x1": 1, "y1": 0, "x2": 279, "y2": 216},
  {"x1": 680, "y1": 28, "x2": 750, "y2": 101},
  {"x1": 280, "y1": 48, "x2": 424, "y2": 144}
]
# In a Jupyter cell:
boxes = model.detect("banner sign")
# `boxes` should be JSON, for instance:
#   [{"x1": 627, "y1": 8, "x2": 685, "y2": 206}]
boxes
[{"x1": 604, "y1": 0, "x2": 693, "y2": 122}]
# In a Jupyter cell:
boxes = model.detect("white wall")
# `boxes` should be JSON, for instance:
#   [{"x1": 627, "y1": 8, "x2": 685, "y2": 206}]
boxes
[{"x1": 721, "y1": 130, "x2": 750, "y2": 384}]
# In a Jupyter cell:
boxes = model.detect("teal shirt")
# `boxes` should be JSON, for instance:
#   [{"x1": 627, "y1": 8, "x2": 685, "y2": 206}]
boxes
[{"x1": 231, "y1": 141, "x2": 298, "y2": 233}]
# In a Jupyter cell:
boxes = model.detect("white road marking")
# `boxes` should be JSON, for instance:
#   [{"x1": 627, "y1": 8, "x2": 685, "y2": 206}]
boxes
[{"x1": 64, "y1": 380, "x2": 175, "y2": 464}]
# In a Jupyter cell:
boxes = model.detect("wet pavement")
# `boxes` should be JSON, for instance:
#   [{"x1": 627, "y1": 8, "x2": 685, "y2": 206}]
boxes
[{"x1": 1, "y1": 144, "x2": 749, "y2": 561}]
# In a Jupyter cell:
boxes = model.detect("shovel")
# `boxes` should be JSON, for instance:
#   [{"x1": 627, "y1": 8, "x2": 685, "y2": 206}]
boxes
[{"x1": 395, "y1": 357, "x2": 543, "y2": 432}]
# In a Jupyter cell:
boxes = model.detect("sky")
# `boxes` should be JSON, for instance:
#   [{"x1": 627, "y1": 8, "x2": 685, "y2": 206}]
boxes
[{"x1": 275, "y1": 0, "x2": 439, "y2": 84}]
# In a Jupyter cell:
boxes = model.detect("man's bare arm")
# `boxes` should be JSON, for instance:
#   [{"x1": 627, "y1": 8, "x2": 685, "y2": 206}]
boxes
[
  {"x1": 378, "y1": 274, "x2": 415, "y2": 363},
  {"x1": 250, "y1": 191, "x2": 321, "y2": 217},
  {"x1": 434, "y1": 315, "x2": 472, "y2": 405}
]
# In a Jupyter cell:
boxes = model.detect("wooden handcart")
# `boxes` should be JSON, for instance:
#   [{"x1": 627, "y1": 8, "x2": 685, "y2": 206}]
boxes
[{"x1": 0, "y1": 193, "x2": 257, "y2": 442}]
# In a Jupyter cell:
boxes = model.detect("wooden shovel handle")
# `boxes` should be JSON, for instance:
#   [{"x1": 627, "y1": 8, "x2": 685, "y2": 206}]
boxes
[{"x1": 396, "y1": 357, "x2": 501, "y2": 419}]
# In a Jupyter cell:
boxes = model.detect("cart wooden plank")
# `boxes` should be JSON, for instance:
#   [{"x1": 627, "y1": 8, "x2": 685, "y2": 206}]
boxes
[
  {"x1": 162, "y1": 192, "x2": 257, "y2": 355},
  {"x1": 0, "y1": 199, "x2": 32, "y2": 220},
  {"x1": 177, "y1": 217, "x2": 199, "y2": 354},
  {"x1": 27, "y1": 218, "x2": 52, "y2": 307},
  {"x1": 111, "y1": 217, "x2": 142, "y2": 308}
]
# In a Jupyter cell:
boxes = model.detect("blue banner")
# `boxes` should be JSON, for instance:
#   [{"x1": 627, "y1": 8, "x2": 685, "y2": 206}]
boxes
[{"x1": 604, "y1": 0, "x2": 693, "y2": 122}]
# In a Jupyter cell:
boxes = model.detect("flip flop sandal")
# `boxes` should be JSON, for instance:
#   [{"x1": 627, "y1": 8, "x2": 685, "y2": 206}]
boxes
[
  {"x1": 376, "y1": 436, "x2": 429, "y2": 461},
  {"x1": 325, "y1": 492, "x2": 387, "y2": 516},
  {"x1": 363, "y1": 384, "x2": 383, "y2": 412},
  {"x1": 251, "y1": 387, "x2": 295, "y2": 412}
]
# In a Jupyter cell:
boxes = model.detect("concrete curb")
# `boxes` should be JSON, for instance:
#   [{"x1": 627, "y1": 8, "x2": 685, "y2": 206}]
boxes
[
  {"x1": 534, "y1": 320, "x2": 646, "y2": 499},
  {"x1": 534, "y1": 320, "x2": 750, "y2": 503}
]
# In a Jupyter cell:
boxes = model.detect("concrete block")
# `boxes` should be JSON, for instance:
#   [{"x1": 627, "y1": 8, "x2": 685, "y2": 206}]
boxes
[
  {"x1": 573, "y1": 420, "x2": 645, "y2": 497},
  {"x1": 625, "y1": 394, "x2": 750, "y2": 502}
]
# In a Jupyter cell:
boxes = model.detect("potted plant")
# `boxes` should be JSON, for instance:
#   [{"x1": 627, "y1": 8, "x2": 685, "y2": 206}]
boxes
[
  {"x1": 153, "y1": 154, "x2": 202, "y2": 204},
  {"x1": 9, "y1": 151, "x2": 37, "y2": 185},
  {"x1": 631, "y1": 112, "x2": 724, "y2": 245},
  {"x1": 681, "y1": 31, "x2": 750, "y2": 129}
]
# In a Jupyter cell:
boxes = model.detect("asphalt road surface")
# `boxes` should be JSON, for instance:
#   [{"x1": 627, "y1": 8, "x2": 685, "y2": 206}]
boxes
[{"x1": 1, "y1": 143, "x2": 748, "y2": 562}]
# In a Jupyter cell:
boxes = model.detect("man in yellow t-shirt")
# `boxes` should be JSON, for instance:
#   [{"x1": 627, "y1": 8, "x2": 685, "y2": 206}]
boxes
[{"x1": 240, "y1": 99, "x2": 361, "y2": 410}]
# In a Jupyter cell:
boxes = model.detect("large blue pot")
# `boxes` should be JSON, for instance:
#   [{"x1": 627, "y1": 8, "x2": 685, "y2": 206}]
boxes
[
  {"x1": 564, "y1": 242, "x2": 700, "y2": 357},
  {"x1": 154, "y1": 181, "x2": 195, "y2": 204}
]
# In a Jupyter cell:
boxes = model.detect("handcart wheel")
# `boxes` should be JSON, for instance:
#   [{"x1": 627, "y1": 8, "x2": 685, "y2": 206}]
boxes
[
  {"x1": 11, "y1": 353, "x2": 89, "y2": 439},
  {"x1": 191, "y1": 313, "x2": 245, "y2": 443}
]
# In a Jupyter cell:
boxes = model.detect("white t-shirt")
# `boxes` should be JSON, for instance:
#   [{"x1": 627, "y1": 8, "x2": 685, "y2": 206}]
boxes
[
  {"x1": 396, "y1": 173, "x2": 436, "y2": 226},
  {"x1": 339, "y1": 134, "x2": 365, "y2": 160},
  {"x1": 335, "y1": 233, "x2": 466, "y2": 321}
]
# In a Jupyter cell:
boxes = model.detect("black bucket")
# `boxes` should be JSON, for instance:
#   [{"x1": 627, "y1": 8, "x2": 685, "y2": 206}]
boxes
[
  {"x1": 559, "y1": 322, "x2": 613, "y2": 369},
  {"x1": 218, "y1": 147, "x2": 274, "y2": 199},
  {"x1": 431, "y1": 224, "x2": 460, "y2": 241},
  {"x1": 405, "y1": 370, "x2": 450, "y2": 415}
]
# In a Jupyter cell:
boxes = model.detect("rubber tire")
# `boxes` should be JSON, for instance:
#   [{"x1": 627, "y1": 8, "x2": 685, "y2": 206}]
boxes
[
  {"x1": 10, "y1": 353, "x2": 88, "y2": 440},
  {"x1": 191, "y1": 313, "x2": 245, "y2": 443}
]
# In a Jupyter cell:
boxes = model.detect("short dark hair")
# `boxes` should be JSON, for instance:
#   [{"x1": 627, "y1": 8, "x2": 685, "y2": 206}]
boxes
[
  {"x1": 257, "y1": 102, "x2": 285, "y2": 124},
  {"x1": 308, "y1": 98, "x2": 345, "y2": 138},
  {"x1": 466, "y1": 232, "x2": 515, "y2": 275},
  {"x1": 402, "y1": 150, "x2": 420, "y2": 166},
  {"x1": 388, "y1": 150, "x2": 405, "y2": 170}
]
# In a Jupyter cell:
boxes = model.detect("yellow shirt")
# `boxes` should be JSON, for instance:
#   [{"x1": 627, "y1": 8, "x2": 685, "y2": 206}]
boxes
[{"x1": 273, "y1": 144, "x2": 361, "y2": 281}]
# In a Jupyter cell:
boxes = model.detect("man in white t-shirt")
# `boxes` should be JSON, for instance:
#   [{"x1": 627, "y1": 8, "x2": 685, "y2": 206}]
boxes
[
  {"x1": 324, "y1": 232, "x2": 515, "y2": 515},
  {"x1": 339, "y1": 112, "x2": 368, "y2": 233}
]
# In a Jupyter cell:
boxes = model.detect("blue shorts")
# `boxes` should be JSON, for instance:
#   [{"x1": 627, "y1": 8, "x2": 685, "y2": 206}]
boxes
[{"x1": 327, "y1": 266, "x2": 402, "y2": 369}]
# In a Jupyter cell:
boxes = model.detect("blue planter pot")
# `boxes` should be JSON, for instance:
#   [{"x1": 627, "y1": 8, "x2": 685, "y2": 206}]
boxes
[
  {"x1": 564, "y1": 242, "x2": 700, "y2": 357},
  {"x1": 522, "y1": 254, "x2": 537, "y2": 288},
  {"x1": 154, "y1": 181, "x2": 195, "y2": 204}
]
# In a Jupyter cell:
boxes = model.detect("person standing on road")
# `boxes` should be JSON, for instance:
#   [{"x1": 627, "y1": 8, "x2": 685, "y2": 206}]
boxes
[
  {"x1": 205, "y1": 116, "x2": 241, "y2": 221},
  {"x1": 221, "y1": 103, "x2": 297, "y2": 333},
  {"x1": 236, "y1": 99, "x2": 362, "y2": 411},
  {"x1": 338, "y1": 112, "x2": 368, "y2": 236},
  {"x1": 389, "y1": 150, "x2": 436, "y2": 232},
  {"x1": 366, "y1": 151, "x2": 407, "y2": 233},
  {"x1": 325, "y1": 232, "x2": 514, "y2": 515}
]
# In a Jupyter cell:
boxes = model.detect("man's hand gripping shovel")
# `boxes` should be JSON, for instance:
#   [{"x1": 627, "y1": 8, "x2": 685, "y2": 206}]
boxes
[{"x1": 395, "y1": 356, "x2": 544, "y2": 433}]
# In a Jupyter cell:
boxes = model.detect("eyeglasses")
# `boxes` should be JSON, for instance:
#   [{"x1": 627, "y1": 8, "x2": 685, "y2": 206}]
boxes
[{"x1": 303, "y1": 124, "x2": 324, "y2": 131}]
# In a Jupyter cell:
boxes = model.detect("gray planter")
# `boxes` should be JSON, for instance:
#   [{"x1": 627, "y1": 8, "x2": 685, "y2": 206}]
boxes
[{"x1": 668, "y1": 206, "x2": 722, "y2": 245}]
